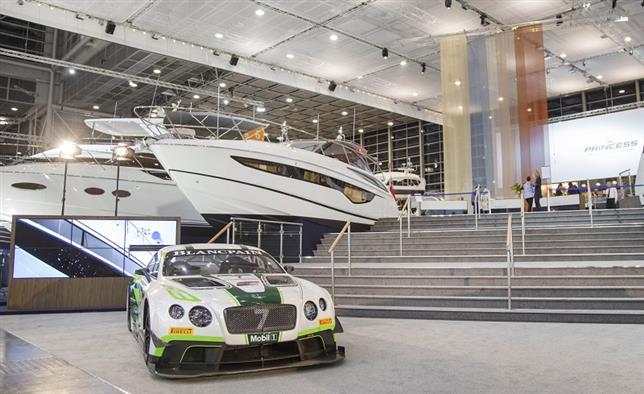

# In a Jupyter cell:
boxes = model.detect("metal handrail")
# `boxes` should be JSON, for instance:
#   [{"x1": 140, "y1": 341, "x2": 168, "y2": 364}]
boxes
[
  {"x1": 208, "y1": 221, "x2": 233, "y2": 244},
  {"x1": 505, "y1": 214, "x2": 514, "y2": 310},
  {"x1": 398, "y1": 198, "x2": 411, "y2": 256},
  {"x1": 328, "y1": 221, "x2": 352, "y2": 302},
  {"x1": 586, "y1": 179, "x2": 594, "y2": 227},
  {"x1": 230, "y1": 216, "x2": 304, "y2": 227},
  {"x1": 520, "y1": 190, "x2": 526, "y2": 255}
]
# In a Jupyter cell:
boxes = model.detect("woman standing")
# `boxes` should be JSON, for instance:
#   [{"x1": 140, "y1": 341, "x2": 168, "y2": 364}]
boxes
[{"x1": 523, "y1": 176, "x2": 535, "y2": 212}]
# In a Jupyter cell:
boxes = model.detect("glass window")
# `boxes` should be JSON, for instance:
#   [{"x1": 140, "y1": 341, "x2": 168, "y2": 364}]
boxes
[{"x1": 163, "y1": 249, "x2": 283, "y2": 276}]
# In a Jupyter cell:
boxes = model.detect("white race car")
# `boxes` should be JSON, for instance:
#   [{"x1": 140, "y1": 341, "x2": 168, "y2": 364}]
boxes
[{"x1": 127, "y1": 243, "x2": 345, "y2": 377}]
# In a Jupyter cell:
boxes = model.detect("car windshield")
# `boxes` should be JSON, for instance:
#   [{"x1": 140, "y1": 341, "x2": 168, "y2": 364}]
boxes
[{"x1": 162, "y1": 249, "x2": 284, "y2": 276}]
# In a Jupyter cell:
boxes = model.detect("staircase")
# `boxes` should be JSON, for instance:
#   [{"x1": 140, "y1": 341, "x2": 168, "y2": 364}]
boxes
[{"x1": 294, "y1": 209, "x2": 644, "y2": 323}]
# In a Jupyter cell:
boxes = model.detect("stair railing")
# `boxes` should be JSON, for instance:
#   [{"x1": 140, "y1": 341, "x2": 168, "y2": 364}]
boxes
[
  {"x1": 399, "y1": 197, "x2": 411, "y2": 256},
  {"x1": 208, "y1": 221, "x2": 234, "y2": 244},
  {"x1": 520, "y1": 190, "x2": 526, "y2": 255},
  {"x1": 586, "y1": 179, "x2": 594, "y2": 228},
  {"x1": 506, "y1": 214, "x2": 514, "y2": 310},
  {"x1": 328, "y1": 221, "x2": 352, "y2": 302}
]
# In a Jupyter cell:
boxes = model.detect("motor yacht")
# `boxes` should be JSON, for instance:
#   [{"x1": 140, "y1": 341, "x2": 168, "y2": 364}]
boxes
[{"x1": 375, "y1": 158, "x2": 426, "y2": 198}]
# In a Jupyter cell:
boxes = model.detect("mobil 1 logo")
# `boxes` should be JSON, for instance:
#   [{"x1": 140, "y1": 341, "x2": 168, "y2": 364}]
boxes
[{"x1": 248, "y1": 332, "x2": 279, "y2": 345}]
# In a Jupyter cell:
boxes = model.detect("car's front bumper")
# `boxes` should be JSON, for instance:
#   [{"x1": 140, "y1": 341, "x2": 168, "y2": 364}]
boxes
[{"x1": 149, "y1": 329, "x2": 344, "y2": 378}]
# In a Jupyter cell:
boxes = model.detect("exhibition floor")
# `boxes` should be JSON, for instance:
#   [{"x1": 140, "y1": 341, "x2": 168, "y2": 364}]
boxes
[{"x1": 1, "y1": 312, "x2": 642, "y2": 394}]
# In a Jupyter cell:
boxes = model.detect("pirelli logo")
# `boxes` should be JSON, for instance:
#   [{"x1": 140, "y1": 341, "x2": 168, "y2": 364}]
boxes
[
  {"x1": 169, "y1": 327, "x2": 194, "y2": 335},
  {"x1": 319, "y1": 317, "x2": 333, "y2": 326}
]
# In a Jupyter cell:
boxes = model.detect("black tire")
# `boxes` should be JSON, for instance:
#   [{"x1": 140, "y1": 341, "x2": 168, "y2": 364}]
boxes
[
  {"x1": 143, "y1": 307, "x2": 151, "y2": 363},
  {"x1": 126, "y1": 289, "x2": 134, "y2": 332}
]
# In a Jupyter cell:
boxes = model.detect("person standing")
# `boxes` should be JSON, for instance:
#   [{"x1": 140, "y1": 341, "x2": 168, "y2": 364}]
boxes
[
  {"x1": 523, "y1": 176, "x2": 535, "y2": 212},
  {"x1": 534, "y1": 171, "x2": 542, "y2": 211},
  {"x1": 606, "y1": 181, "x2": 618, "y2": 209},
  {"x1": 555, "y1": 183, "x2": 564, "y2": 196}
]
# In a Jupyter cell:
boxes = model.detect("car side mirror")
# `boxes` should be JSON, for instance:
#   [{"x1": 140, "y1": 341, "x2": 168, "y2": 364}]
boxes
[
  {"x1": 135, "y1": 268, "x2": 151, "y2": 281},
  {"x1": 284, "y1": 265, "x2": 295, "y2": 273}
]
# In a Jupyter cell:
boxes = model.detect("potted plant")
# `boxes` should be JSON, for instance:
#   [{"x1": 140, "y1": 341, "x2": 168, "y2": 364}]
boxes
[{"x1": 511, "y1": 182, "x2": 523, "y2": 197}]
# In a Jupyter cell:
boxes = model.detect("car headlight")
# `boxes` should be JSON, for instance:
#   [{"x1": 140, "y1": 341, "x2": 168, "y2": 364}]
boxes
[
  {"x1": 304, "y1": 301, "x2": 318, "y2": 321},
  {"x1": 189, "y1": 306, "x2": 212, "y2": 327},
  {"x1": 168, "y1": 304, "x2": 185, "y2": 319},
  {"x1": 319, "y1": 298, "x2": 327, "y2": 311}
]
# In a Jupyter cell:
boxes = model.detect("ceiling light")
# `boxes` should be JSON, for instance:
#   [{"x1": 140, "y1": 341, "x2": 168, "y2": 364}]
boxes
[
  {"x1": 223, "y1": 99, "x2": 229, "y2": 105},
  {"x1": 0, "y1": 116, "x2": 5, "y2": 120},
  {"x1": 488, "y1": 115, "x2": 493, "y2": 119},
  {"x1": 618, "y1": 89, "x2": 625, "y2": 94},
  {"x1": 382, "y1": 48, "x2": 389, "y2": 59},
  {"x1": 328, "y1": 81, "x2": 337, "y2": 92},
  {"x1": 358, "y1": 128, "x2": 364, "y2": 133},
  {"x1": 0, "y1": 121, "x2": 7, "y2": 125},
  {"x1": 286, "y1": 97, "x2": 293, "y2": 103},
  {"x1": 329, "y1": 34, "x2": 338, "y2": 41},
  {"x1": 255, "y1": 9, "x2": 265, "y2": 16},
  {"x1": 615, "y1": 16, "x2": 628, "y2": 22},
  {"x1": 387, "y1": 121, "x2": 394, "y2": 126},
  {"x1": 216, "y1": 82, "x2": 226, "y2": 88},
  {"x1": 229, "y1": 54, "x2": 239, "y2": 66},
  {"x1": 341, "y1": 111, "x2": 348, "y2": 116},
  {"x1": 193, "y1": 94, "x2": 200, "y2": 99},
  {"x1": 527, "y1": 108, "x2": 532, "y2": 112},
  {"x1": 497, "y1": 96, "x2": 504, "y2": 101},
  {"x1": 153, "y1": 68, "x2": 161, "y2": 74},
  {"x1": 582, "y1": 2, "x2": 591, "y2": 8},
  {"x1": 421, "y1": 63, "x2": 426, "y2": 73},
  {"x1": 128, "y1": 81, "x2": 138, "y2": 87},
  {"x1": 256, "y1": 106, "x2": 266, "y2": 113},
  {"x1": 92, "y1": 105, "x2": 100, "y2": 110},
  {"x1": 357, "y1": 75, "x2": 363, "y2": 79},
  {"x1": 445, "y1": 0, "x2": 452, "y2": 9},
  {"x1": 68, "y1": 68, "x2": 76, "y2": 75},
  {"x1": 412, "y1": 92, "x2": 418, "y2": 97},
  {"x1": 597, "y1": 75, "x2": 603, "y2": 79},
  {"x1": 286, "y1": 53, "x2": 294, "y2": 59},
  {"x1": 215, "y1": 32, "x2": 223, "y2": 39},
  {"x1": 560, "y1": 53, "x2": 567, "y2": 59},
  {"x1": 400, "y1": 60, "x2": 407, "y2": 66},
  {"x1": 457, "y1": 105, "x2": 463, "y2": 110},
  {"x1": 312, "y1": 119, "x2": 318, "y2": 124},
  {"x1": 454, "y1": 79, "x2": 462, "y2": 86},
  {"x1": 11, "y1": 107, "x2": 18, "y2": 111},
  {"x1": 624, "y1": 36, "x2": 632, "y2": 42}
]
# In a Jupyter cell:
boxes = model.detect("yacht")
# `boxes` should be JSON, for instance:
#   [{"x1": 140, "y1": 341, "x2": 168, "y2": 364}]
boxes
[
  {"x1": 143, "y1": 109, "x2": 399, "y2": 252},
  {"x1": 0, "y1": 118, "x2": 210, "y2": 242},
  {"x1": 375, "y1": 158, "x2": 426, "y2": 198}
]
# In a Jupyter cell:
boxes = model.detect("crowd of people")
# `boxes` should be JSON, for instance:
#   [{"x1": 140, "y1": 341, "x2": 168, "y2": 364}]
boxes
[{"x1": 523, "y1": 175, "x2": 619, "y2": 211}]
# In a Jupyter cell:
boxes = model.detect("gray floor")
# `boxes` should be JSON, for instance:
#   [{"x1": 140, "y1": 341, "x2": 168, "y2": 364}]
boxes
[{"x1": 0, "y1": 312, "x2": 642, "y2": 394}]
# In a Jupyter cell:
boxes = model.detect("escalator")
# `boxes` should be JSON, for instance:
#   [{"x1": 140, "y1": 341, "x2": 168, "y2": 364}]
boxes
[{"x1": 13, "y1": 218, "x2": 147, "y2": 278}]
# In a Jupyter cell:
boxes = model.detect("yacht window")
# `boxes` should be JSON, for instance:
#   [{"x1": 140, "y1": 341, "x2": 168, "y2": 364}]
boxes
[
  {"x1": 11, "y1": 182, "x2": 46, "y2": 190},
  {"x1": 84, "y1": 187, "x2": 105, "y2": 195},
  {"x1": 233, "y1": 156, "x2": 374, "y2": 204},
  {"x1": 320, "y1": 142, "x2": 349, "y2": 164},
  {"x1": 348, "y1": 168, "x2": 388, "y2": 193},
  {"x1": 112, "y1": 190, "x2": 131, "y2": 198}
]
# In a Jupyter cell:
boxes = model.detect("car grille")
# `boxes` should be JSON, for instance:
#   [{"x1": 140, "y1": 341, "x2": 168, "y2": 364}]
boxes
[{"x1": 224, "y1": 304, "x2": 296, "y2": 334}]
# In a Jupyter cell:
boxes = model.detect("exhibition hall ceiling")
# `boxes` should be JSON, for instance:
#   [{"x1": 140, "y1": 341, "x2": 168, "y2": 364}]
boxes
[
  {"x1": 0, "y1": 0, "x2": 643, "y2": 140},
  {"x1": 28, "y1": 0, "x2": 644, "y2": 105}
]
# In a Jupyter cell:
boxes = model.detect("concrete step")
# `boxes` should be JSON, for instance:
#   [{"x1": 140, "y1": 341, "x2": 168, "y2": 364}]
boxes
[
  {"x1": 318, "y1": 238, "x2": 644, "y2": 250},
  {"x1": 293, "y1": 266, "x2": 644, "y2": 277},
  {"x1": 303, "y1": 253, "x2": 644, "y2": 263},
  {"x1": 297, "y1": 274, "x2": 644, "y2": 286},
  {"x1": 322, "y1": 229, "x2": 644, "y2": 240},
  {"x1": 331, "y1": 294, "x2": 644, "y2": 310},
  {"x1": 314, "y1": 246, "x2": 644, "y2": 256},
  {"x1": 317, "y1": 284, "x2": 644, "y2": 298},
  {"x1": 335, "y1": 305, "x2": 644, "y2": 323}
]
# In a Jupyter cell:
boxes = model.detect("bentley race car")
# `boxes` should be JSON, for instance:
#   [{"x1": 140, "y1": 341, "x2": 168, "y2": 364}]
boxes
[{"x1": 127, "y1": 243, "x2": 345, "y2": 377}]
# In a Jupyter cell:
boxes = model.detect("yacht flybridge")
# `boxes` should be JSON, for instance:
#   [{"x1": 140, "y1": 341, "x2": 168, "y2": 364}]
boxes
[{"x1": 135, "y1": 106, "x2": 399, "y2": 251}]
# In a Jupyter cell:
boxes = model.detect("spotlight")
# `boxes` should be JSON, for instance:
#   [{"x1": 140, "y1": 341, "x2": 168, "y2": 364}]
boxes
[
  {"x1": 219, "y1": 82, "x2": 226, "y2": 88},
  {"x1": 153, "y1": 68, "x2": 161, "y2": 74},
  {"x1": 92, "y1": 105, "x2": 100, "y2": 110},
  {"x1": 256, "y1": 106, "x2": 266, "y2": 113},
  {"x1": 400, "y1": 60, "x2": 407, "y2": 66},
  {"x1": 128, "y1": 80, "x2": 138, "y2": 87},
  {"x1": 387, "y1": 121, "x2": 394, "y2": 127},
  {"x1": 229, "y1": 54, "x2": 239, "y2": 66},
  {"x1": 421, "y1": 62, "x2": 426, "y2": 73},
  {"x1": 480, "y1": 14, "x2": 489, "y2": 26},
  {"x1": 328, "y1": 81, "x2": 337, "y2": 92},
  {"x1": 445, "y1": 0, "x2": 452, "y2": 9},
  {"x1": 382, "y1": 48, "x2": 388, "y2": 59},
  {"x1": 223, "y1": 99, "x2": 229, "y2": 105},
  {"x1": 556, "y1": 14, "x2": 562, "y2": 26},
  {"x1": 105, "y1": 21, "x2": 116, "y2": 35},
  {"x1": 215, "y1": 32, "x2": 223, "y2": 39},
  {"x1": 68, "y1": 68, "x2": 76, "y2": 75},
  {"x1": 612, "y1": 0, "x2": 617, "y2": 9}
]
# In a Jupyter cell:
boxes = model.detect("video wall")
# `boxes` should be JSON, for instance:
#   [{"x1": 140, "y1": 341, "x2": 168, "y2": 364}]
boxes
[
  {"x1": 548, "y1": 107, "x2": 644, "y2": 183},
  {"x1": 11, "y1": 217, "x2": 178, "y2": 279}
]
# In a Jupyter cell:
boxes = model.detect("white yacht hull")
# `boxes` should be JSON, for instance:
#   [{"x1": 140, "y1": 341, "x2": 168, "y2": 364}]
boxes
[
  {"x1": 150, "y1": 139, "x2": 399, "y2": 227},
  {"x1": 0, "y1": 161, "x2": 206, "y2": 226}
]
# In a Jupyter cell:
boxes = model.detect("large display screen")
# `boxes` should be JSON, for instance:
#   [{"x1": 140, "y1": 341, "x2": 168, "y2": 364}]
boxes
[
  {"x1": 11, "y1": 217, "x2": 179, "y2": 279},
  {"x1": 548, "y1": 107, "x2": 644, "y2": 182}
]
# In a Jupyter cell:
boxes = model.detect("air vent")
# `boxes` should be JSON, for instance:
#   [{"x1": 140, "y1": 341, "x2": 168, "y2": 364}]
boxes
[
  {"x1": 173, "y1": 277, "x2": 226, "y2": 288},
  {"x1": 11, "y1": 182, "x2": 46, "y2": 190}
]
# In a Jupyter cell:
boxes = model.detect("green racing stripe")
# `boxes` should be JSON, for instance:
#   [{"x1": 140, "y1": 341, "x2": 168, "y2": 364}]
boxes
[{"x1": 224, "y1": 284, "x2": 282, "y2": 306}]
